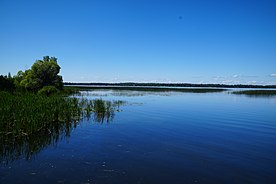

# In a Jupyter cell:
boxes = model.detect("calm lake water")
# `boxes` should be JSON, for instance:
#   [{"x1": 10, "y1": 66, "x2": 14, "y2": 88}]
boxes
[{"x1": 1, "y1": 90, "x2": 276, "y2": 184}]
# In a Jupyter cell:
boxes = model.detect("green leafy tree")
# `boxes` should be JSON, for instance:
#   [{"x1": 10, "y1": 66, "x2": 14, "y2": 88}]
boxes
[
  {"x1": 14, "y1": 56, "x2": 63, "y2": 92},
  {"x1": 0, "y1": 74, "x2": 15, "y2": 91},
  {"x1": 14, "y1": 70, "x2": 25, "y2": 89}
]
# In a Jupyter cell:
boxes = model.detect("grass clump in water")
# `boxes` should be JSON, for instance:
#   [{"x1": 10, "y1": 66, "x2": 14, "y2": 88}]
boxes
[
  {"x1": 0, "y1": 92, "x2": 82, "y2": 137},
  {"x1": 0, "y1": 92, "x2": 124, "y2": 137},
  {"x1": 0, "y1": 92, "x2": 124, "y2": 164},
  {"x1": 232, "y1": 90, "x2": 276, "y2": 96}
]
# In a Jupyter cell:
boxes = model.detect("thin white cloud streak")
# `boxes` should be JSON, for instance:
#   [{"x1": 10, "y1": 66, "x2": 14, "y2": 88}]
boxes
[{"x1": 232, "y1": 74, "x2": 258, "y2": 78}]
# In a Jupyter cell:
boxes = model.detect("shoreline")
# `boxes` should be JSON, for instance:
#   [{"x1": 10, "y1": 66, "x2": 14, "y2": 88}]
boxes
[{"x1": 64, "y1": 82, "x2": 276, "y2": 89}]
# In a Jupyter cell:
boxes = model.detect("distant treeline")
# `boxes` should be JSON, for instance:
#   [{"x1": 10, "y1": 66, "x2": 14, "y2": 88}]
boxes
[{"x1": 64, "y1": 82, "x2": 276, "y2": 89}]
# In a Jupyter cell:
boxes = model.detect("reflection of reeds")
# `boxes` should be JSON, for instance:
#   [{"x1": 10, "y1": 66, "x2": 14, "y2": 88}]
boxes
[
  {"x1": 93, "y1": 99, "x2": 114, "y2": 123},
  {"x1": 0, "y1": 92, "x2": 124, "y2": 164},
  {"x1": 91, "y1": 99, "x2": 125, "y2": 123},
  {"x1": 1, "y1": 121, "x2": 76, "y2": 165}
]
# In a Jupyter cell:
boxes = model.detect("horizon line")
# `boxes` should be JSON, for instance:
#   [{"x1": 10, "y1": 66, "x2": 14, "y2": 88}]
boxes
[{"x1": 63, "y1": 82, "x2": 276, "y2": 87}]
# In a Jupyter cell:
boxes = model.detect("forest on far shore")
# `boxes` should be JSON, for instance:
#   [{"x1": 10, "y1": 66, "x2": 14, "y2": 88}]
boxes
[{"x1": 64, "y1": 82, "x2": 276, "y2": 89}]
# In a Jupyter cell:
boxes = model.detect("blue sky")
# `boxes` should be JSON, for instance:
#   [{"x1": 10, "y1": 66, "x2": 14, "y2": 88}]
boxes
[{"x1": 1, "y1": 0, "x2": 276, "y2": 84}]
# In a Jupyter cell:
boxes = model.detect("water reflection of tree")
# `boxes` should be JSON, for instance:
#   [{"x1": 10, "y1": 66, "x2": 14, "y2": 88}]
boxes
[{"x1": 0, "y1": 99, "x2": 124, "y2": 165}]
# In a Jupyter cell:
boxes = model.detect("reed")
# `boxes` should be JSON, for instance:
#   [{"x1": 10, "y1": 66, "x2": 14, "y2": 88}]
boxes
[
  {"x1": 0, "y1": 92, "x2": 124, "y2": 136},
  {"x1": 0, "y1": 92, "x2": 80, "y2": 137},
  {"x1": 0, "y1": 92, "x2": 124, "y2": 164},
  {"x1": 232, "y1": 90, "x2": 276, "y2": 96}
]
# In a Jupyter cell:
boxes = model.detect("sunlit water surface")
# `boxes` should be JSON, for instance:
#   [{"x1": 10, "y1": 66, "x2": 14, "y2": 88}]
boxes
[{"x1": 1, "y1": 90, "x2": 276, "y2": 184}]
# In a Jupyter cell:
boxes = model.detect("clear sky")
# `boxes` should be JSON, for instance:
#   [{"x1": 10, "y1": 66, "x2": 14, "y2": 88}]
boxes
[{"x1": 1, "y1": 0, "x2": 276, "y2": 84}]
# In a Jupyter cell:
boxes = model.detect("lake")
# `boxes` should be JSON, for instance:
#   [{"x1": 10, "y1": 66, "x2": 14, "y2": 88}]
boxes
[{"x1": 1, "y1": 89, "x2": 276, "y2": 184}]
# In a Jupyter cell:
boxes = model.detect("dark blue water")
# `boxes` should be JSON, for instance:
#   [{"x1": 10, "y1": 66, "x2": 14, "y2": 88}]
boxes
[{"x1": 1, "y1": 90, "x2": 276, "y2": 184}]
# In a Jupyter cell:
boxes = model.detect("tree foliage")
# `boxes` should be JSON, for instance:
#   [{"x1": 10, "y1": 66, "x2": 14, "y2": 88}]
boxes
[
  {"x1": 37, "y1": 86, "x2": 59, "y2": 96},
  {"x1": 0, "y1": 74, "x2": 15, "y2": 91},
  {"x1": 14, "y1": 56, "x2": 63, "y2": 92}
]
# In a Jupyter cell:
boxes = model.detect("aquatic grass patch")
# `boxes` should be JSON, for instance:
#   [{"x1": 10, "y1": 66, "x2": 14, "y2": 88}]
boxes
[
  {"x1": 0, "y1": 92, "x2": 81, "y2": 137},
  {"x1": 91, "y1": 99, "x2": 124, "y2": 123},
  {"x1": 0, "y1": 92, "x2": 81, "y2": 164},
  {"x1": 232, "y1": 90, "x2": 276, "y2": 97},
  {"x1": 0, "y1": 92, "x2": 125, "y2": 164},
  {"x1": 0, "y1": 92, "x2": 124, "y2": 137}
]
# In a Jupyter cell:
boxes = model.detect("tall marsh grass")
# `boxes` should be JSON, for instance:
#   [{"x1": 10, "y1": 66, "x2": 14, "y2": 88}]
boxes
[
  {"x1": 0, "y1": 92, "x2": 82, "y2": 137},
  {"x1": 0, "y1": 92, "x2": 124, "y2": 164}
]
